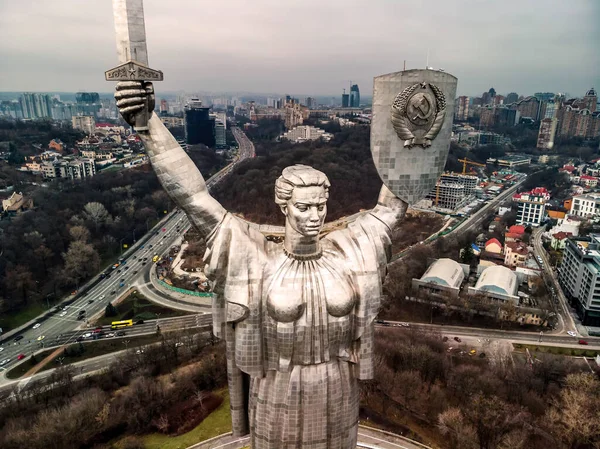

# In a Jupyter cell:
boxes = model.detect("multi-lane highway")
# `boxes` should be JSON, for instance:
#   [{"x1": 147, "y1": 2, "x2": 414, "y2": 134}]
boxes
[
  {"x1": 0, "y1": 211, "x2": 193, "y2": 373},
  {"x1": 0, "y1": 126, "x2": 254, "y2": 378}
]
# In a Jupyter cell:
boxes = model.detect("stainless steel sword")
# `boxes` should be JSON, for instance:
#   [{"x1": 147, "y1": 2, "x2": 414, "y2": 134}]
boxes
[{"x1": 105, "y1": 0, "x2": 163, "y2": 132}]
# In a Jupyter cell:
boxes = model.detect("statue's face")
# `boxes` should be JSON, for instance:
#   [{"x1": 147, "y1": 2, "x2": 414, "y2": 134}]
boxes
[{"x1": 284, "y1": 186, "x2": 327, "y2": 237}]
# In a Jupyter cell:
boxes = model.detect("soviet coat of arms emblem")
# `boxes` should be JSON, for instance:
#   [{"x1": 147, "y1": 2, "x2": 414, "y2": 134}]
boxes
[
  {"x1": 391, "y1": 82, "x2": 447, "y2": 148},
  {"x1": 370, "y1": 69, "x2": 457, "y2": 204}
]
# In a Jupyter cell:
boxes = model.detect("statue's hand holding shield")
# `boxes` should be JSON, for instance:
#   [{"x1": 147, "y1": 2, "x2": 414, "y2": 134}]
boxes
[{"x1": 371, "y1": 69, "x2": 457, "y2": 205}]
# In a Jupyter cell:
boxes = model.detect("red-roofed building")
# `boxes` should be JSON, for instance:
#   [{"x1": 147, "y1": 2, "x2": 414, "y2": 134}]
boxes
[
  {"x1": 505, "y1": 232, "x2": 522, "y2": 243},
  {"x1": 508, "y1": 225, "x2": 526, "y2": 235},
  {"x1": 485, "y1": 238, "x2": 503, "y2": 254},
  {"x1": 551, "y1": 231, "x2": 572, "y2": 250},
  {"x1": 504, "y1": 242, "x2": 528, "y2": 267},
  {"x1": 579, "y1": 175, "x2": 598, "y2": 188}
]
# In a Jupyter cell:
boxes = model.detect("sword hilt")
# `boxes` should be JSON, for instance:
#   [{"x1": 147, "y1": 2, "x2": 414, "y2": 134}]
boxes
[{"x1": 106, "y1": 60, "x2": 163, "y2": 132}]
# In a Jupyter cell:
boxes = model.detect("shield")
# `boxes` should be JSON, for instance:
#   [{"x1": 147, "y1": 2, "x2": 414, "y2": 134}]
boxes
[{"x1": 371, "y1": 69, "x2": 457, "y2": 204}]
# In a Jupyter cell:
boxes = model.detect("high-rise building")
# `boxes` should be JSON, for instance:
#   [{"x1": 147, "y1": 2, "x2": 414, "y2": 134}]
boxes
[
  {"x1": 72, "y1": 115, "x2": 96, "y2": 135},
  {"x1": 537, "y1": 118, "x2": 558, "y2": 150},
  {"x1": 341, "y1": 89, "x2": 349, "y2": 108},
  {"x1": 505, "y1": 92, "x2": 519, "y2": 104},
  {"x1": 556, "y1": 89, "x2": 600, "y2": 139},
  {"x1": 160, "y1": 99, "x2": 168, "y2": 115},
  {"x1": 185, "y1": 98, "x2": 215, "y2": 147},
  {"x1": 304, "y1": 97, "x2": 315, "y2": 109},
  {"x1": 76, "y1": 92, "x2": 100, "y2": 104},
  {"x1": 455, "y1": 96, "x2": 469, "y2": 121},
  {"x1": 211, "y1": 112, "x2": 227, "y2": 148},
  {"x1": 510, "y1": 96, "x2": 541, "y2": 121},
  {"x1": 559, "y1": 234, "x2": 600, "y2": 326},
  {"x1": 19, "y1": 93, "x2": 53, "y2": 119},
  {"x1": 534, "y1": 92, "x2": 555, "y2": 102},
  {"x1": 349, "y1": 84, "x2": 360, "y2": 108},
  {"x1": 512, "y1": 187, "x2": 550, "y2": 226}
]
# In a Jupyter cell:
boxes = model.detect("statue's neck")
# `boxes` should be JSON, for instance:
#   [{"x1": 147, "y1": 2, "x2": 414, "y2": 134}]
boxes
[{"x1": 284, "y1": 223, "x2": 320, "y2": 258}]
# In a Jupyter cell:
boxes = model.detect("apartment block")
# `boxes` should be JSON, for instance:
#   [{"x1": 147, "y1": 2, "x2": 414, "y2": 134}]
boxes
[{"x1": 559, "y1": 235, "x2": 600, "y2": 326}]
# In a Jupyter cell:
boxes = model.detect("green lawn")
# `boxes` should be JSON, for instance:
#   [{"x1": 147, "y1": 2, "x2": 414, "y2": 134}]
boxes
[
  {"x1": 513, "y1": 343, "x2": 600, "y2": 358},
  {"x1": 141, "y1": 389, "x2": 232, "y2": 449},
  {"x1": 95, "y1": 291, "x2": 191, "y2": 326},
  {"x1": 4, "y1": 349, "x2": 55, "y2": 379},
  {"x1": 0, "y1": 303, "x2": 47, "y2": 333}
]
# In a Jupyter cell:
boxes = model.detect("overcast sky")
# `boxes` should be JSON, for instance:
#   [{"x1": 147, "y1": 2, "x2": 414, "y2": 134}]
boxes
[{"x1": 1, "y1": 0, "x2": 598, "y2": 98}]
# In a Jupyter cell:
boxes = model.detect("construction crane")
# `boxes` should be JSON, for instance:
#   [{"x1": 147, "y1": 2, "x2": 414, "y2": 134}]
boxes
[{"x1": 458, "y1": 158, "x2": 485, "y2": 175}]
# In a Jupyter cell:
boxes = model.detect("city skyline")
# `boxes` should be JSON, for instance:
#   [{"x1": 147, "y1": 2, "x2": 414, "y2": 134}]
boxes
[{"x1": 0, "y1": 0, "x2": 598, "y2": 97}]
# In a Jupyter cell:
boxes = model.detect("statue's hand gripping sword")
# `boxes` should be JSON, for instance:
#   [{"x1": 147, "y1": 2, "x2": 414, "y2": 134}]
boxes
[{"x1": 105, "y1": 0, "x2": 163, "y2": 132}]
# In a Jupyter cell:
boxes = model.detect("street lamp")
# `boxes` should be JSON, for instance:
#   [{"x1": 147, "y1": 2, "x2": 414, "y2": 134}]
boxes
[
  {"x1": 119, "y1": 238, "x2": 126, "y2": 255},
  {"x1": 122, "y1": 339, "x2": 131, "y2": 350}
]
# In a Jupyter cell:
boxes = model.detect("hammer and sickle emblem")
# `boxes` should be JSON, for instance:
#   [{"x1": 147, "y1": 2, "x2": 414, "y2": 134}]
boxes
[{"x1": 411, "y1": 96, "x2": 431, "y2": 121}]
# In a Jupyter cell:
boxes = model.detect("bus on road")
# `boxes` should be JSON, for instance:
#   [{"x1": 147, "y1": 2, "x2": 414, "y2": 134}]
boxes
[{"x1": 111, "y1": 319, "x2": 133, "y2": 329}]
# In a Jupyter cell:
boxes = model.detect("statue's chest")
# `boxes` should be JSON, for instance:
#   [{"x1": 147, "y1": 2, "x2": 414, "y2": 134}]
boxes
[{"x1": 264, "y1": 253, "x2": 357, "y2": 324}]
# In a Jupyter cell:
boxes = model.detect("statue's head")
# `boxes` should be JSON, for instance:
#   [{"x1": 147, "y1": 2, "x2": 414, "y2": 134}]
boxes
[{"x1": 275, "y1": 165, "x2": 330, "y2": 237}]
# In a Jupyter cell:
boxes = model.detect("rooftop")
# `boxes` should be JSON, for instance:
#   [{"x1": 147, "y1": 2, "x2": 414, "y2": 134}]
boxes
[
  {"x1": 420, "y1": 258, "x2": 465, "y2": 288},
  {"x1": 475, "y1": 265, "x2": 518, "y2": 296}
]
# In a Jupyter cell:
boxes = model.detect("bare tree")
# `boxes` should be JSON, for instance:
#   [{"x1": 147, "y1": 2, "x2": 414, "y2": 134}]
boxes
[
  {"x1": 438, "y1": 407, "x2": 478, "y2": 449},
  {"x1": 68, "y1": 225, "x2": 91, "y2": 243},
  {"x1": 544, "y1": 373, "x2": 600, "y2": 449},
  {"x1": 62, "y1": 241, "x2": 100, "y2": 284},
  {"x1": 83, "y1": 202, "x2": 110, "y2": 231}
]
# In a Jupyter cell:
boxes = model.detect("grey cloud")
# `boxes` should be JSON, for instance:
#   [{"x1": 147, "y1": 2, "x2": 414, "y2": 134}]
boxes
[{"x1": 0, "y1": 0, "x2": 598, "y2": 97}]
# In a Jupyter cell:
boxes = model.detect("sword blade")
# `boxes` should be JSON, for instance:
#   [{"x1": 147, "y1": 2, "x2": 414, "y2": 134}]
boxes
[{"x1": 113, "y1": 0, "x2": 149, "y2": 66}]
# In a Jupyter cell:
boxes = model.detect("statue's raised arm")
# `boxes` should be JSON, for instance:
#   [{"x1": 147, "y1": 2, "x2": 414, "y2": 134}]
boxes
[{"x1": 115, "y1": 81, "x2": 226, "y2": 236}]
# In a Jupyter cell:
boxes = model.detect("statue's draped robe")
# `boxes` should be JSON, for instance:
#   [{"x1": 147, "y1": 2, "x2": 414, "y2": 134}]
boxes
[{"x1": 205, "y1": 210, "x2": 393, "y2": 449}]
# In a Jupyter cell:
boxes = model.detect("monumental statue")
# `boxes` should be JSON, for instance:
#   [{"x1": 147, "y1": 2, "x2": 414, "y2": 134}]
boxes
[{"x1": 108, "y1": 2, "x2": 456, "y2": 448}]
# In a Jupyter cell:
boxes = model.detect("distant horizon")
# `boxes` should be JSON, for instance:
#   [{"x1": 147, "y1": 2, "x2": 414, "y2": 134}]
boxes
[{"x1": 0, "y1": 86, "x2": 595, "y2": 101}]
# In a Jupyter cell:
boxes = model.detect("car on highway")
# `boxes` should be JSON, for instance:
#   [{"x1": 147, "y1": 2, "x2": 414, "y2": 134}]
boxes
[
  {"x1": 117, "y1": 269, "x2": 122, "y2": 273},
  {"x1": 100, "y1": 294, "x2": 106, "y2": 300},
  {"x1": 82, "y1": 333, "x2": 92, "y2": 339},
  {"x1": 32, "y1": 323, "x2": 41, "y2": 329},
  {"x1": 116, "y1": 330, "x2": 126, "y2": 336},
  {"x1": 111, "y1": 290, "x2": 117, "y2": 295},
  {"x1": 469, "y1": 349, "x2": 476, "y2": 356},
  {"x1": 106, "y1": 332, "x2": 115, "y2": 338},
  {"x1": 0, "y1": 347, "x2": 4, "y2": 352},
  {"x1": 133, "y1": 270, "x2": 138, "y2": 274},
  {"x1": 125, "y1": 266, "x2": 129, "y2": 270},
  {"x1": 36, "y1": 335, "x2": 45, "y2": 341},
  {"x1": 17, "y1": 354, "x2": 25, "y2": 361},
  {"x1": 454, "y1": 337, "x2": 462, "y2": 342},
  {"x1": 0, "y1": 359, "x2": 11, "y2": 366},
  {"x1": 59, "y1": 311, "x2": 67, "y2": 317},
  {"x1": 14, "y1": 335, "x2": 24, "y2": 342},
  {"x1": 578, "y1": 339, "x2": 589, "y2": 345},
  {"x1": 76, "y1": 336, "x2": 84, "y2": 342},
  {"x1": 442, "y1": 336, "x2": 448, "y2": 342},
  {"x1": 88, "y1": 299, "x2": 94, "y2": 304},
  {"x1": 567, "y1": 331, "x2": 577, "y2": 337}
]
